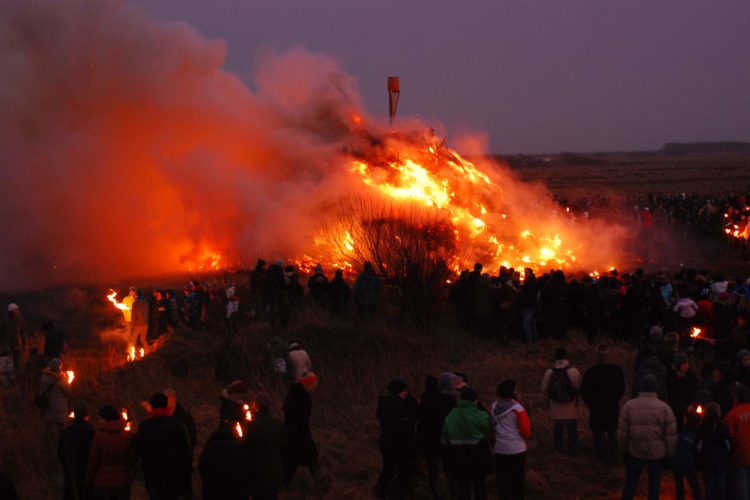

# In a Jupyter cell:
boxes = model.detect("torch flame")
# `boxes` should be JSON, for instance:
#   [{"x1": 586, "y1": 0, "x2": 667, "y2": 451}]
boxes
[
  {"x1": 696, "y1": 405, "x2": 703, "y2": 415},
  {"x1": 106, "y1": 290, "x2": 130, "y2": 311},
  {"x1": 691, "y1": 327, "x2": 702, "y2": 338},
  {"x1": 234, "y1": 421, "x2": 243, "y2": 438},
  {"x1": 68, "y1": 411, "x2": 75, "y2": 419},
  {"x1": 243, "y1": 403, "x2": 253, "y2": 422},
  {"x1": 66, "y1": 370, "x2": 75, "y2": 384}
]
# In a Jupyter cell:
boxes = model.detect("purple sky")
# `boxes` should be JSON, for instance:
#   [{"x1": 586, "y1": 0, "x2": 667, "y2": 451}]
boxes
[{"x1": 130, "y1": 0, "x2": 750, "y2": 154}]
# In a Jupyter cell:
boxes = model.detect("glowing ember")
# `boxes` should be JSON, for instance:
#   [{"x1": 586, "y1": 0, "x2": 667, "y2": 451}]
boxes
[
  {"x1": 243, "y1": 404, "x2": 253, "y2": 422},
  {"x1": 122, "y1": 408, "x2": 131, "y2": 431},
  {"x1": 127, "y1": 345, "x2": 145, "y2": 362},
  {"x1": 234, "y1": 421, "x2": 243, "y2": 438},
  {"x1": 691, "y1": 327, "x2": 702, "y2": 338},
  {"x1": 696, "y1": 405, "x2": 703, "y2": 415},
  {"x1": 66, "y1": 370, "x2": 75, "y2": 384},
  {"x1": 68, "y1": 411, "x2": 75, "y2": 419}
]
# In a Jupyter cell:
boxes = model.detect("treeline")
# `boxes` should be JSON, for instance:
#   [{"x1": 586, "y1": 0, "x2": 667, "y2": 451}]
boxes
[{"x1": 660, "y1": 142, "x2": 750, "y2": 155}]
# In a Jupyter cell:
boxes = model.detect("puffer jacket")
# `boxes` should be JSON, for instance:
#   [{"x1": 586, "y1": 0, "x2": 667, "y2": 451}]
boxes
[
  {"x1": 618, "y1": 392, "x2": 677, "y2": 460},
  {"x1": 40, "y1": 369, "x2": 71, "y2": 423},
  {"x1": 85, "y1": 419, "x2": 133, "y2": 487}
]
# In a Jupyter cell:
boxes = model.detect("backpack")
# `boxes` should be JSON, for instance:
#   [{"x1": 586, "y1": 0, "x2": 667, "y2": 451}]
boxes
[{"x1": 547, "y1": 367, "x2": 576, "y2": 403}]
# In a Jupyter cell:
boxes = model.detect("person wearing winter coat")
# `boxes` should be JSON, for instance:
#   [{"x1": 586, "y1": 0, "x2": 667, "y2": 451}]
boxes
[
  {"x1": 416, "y1": 375, "x2": 456, "y2": 500},
  {"x1": 618, "y1": 374, "x2": 678, "y2": 500},
  {"x1": 59, "y1": 400, "x2": 95, "y2": 500},
  {"x1": 441, "y1": 387, "x2": 493, "y2": 500},
  {"x1": 633, "y1": 344, "x2": 669, "y2": 401},
  {"x1": 40, "y1": 358, "x2": 72, "y2": 436},
  {"x1": 353, "y1": 261, "x2": 383, "y2": 316},
  {"x1": 491, "y1": 380, "x2": 531, "y2": 500},
  {"x1": 135, "y1": 393, "x2": 192, "y2": 500},
  {"x1": 130, "y1": 293, "x2": 150, "y2": 350},
  {"x1": 580, "y1": 345, "x2": 626, "y2": 460},
  {"x1": 328, "y1": 269, "x2": 352, "y2": 316},
  {"x1": 219, "y1": 380, "x2": 248, "y2": 425},
  {"x1": 85, "y1": 405, "x2": 134, "y2": 499},
  {"x1": 724, "y1": 384, "x2": 750, "y2": 500},
  {"x1": 0, "y1": 346, "x2": 15, "y2": 388},
  {"x1": 286, "y1": 343, "x2": 312, "y2": 382},
  {"x1": 735, "y1": 349, "x2": 750, "y2": 389},
  {"x1": 199, "y1": 426, "x2": 251, "y2": 500},
  {"x1": 698, "y1": 402, "x2": 731, "y2": 500},
  {"x1": 541, "y1": 348, "x2": 582, "y2": 453},
  {"x1": 164, "y1": 388, "x2": 197, "y2": 452},
  {"x1": 307, "y1": 264, "x2": 329, "y2": 307},
  {"x1": 244, "y1": 394, "x2": 286, "y2": 500},
  {"x1": 282, "y1": 377, "x2": 320, "y2": 487},
  {"x1": 0, "y1": 303, "x2": 27, "y2": 368},
  {"x1": 671, "y1": 412, "x2": 703, "y2": 500},
  {"x1": 667, "y1": 353, "x2": 700, "y2": 431},
  {"x1": 376, "y1": 377, "x2": 417, "y2": 499}
]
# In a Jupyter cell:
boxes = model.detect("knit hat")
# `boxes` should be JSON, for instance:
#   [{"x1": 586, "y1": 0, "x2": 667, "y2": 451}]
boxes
[
  {"x1": 387, "y1": 376, "x2": 408, "y2": 394},
  {"x1": 48, "y1": 358, "x2": 62, "y2": 371},
  {"x1": 649, "y1": 325, "x2": 664, "y2": 342},
  {"x1": 640, "y1": 374, "x2": 658, "y2": 393},
  {"x1": 73, "y1": 400, "x2": 89, "y2": 419},
  {"x1": 149, "y1": 392, "x2": 168, "y2": 409},
  {"x1": 98, "y1": 405, "x2": 120, "y2": 422},
  {"x1": 275, "y1": 259, "x2": 284, "y2": 267},
  {"x1": 7, "y1": 303, "x2": 18, "y2": 312},
  {"x1": 438, "y1": 372, "x2": 456, "y2": 392},
  {"x1": 737, "y1": 349, "x2": 750, "y2": 363},
  {"x1": 314, "y1": 264, "x2": 323, "y2": 273}
]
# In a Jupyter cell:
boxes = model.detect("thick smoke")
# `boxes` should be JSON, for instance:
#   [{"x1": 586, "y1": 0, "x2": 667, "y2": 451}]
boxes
[
  {"x1": 0, "y1": 0, "x2": 371, "y2": 290},
  {"x1": 0, "y1": 0, "x2": 628, "y2": 292}
]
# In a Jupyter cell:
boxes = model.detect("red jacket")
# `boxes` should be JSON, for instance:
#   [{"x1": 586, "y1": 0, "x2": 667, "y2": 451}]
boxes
[
  {"x1": 85, "y1": 419, "x2": 134, "y2": 487},
  {"x1": 724, "y1": 403, "x2": 750, "y2": 465}
]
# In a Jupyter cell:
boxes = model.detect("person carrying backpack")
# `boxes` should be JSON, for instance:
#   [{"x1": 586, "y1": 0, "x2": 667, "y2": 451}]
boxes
[{"x1": 541, "y1": 347, "x2": 582, "y2": 453}]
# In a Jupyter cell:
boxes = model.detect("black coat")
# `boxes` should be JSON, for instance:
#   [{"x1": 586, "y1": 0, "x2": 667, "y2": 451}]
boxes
[
  {"x1": 580, "y1": 362, "x2": 625, "y2": 430},
  {"x1": 173, "y1": 403, "x2": 197, "y2": 451},
  {"x1": 58, "y1": 420, "x2": 95, "y2": 500},
  {"x1": 667, "y1": 370, "x2": 700, "y2": 427},
  {"x1": 135, "y1": 414, "x2": 192, "y2": 495},
  {"x1": 282, "y1": 383, "x2": 318, "y2": 468},
  {"x1": 377, "y1": 393, "x2": 417, "y2": 454},
  {"x1": 244, "y1": 411, "x2": 286, "y2": 497},
  {"x1": 199, "y1": 428, "x2": 251, "y2": 500},
  {"x1": 416, "y1": 388, "x2": 455, "y2": 457}
]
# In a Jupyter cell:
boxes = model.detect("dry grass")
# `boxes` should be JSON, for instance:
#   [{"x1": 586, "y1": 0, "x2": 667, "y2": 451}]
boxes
[{"x1": 1, "y1": 294, "x2": 685, "y2": 500}]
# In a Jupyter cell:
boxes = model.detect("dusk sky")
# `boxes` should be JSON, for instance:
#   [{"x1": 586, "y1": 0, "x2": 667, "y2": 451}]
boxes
[{"x1": 130, "y1": 1, "x2": 750, "y2": 154}]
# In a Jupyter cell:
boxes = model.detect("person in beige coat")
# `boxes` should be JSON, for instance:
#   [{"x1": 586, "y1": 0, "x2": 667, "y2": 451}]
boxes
[
  {"x1": 541, "y1": 347, "x2": 582, "y2": 453},
  {"x1": 618, "y1": 374, "x2": 677, "y2": 500}
]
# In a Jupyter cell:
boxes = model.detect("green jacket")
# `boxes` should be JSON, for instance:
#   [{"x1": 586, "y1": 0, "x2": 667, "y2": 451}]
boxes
[{"x1": 442, "y1": 400, "x2": 492, "y2": 445}]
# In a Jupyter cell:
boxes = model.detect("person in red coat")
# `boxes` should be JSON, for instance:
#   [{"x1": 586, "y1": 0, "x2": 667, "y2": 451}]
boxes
[{"x1": 85, "y1": 405, "x2": 134, "y2": 500}]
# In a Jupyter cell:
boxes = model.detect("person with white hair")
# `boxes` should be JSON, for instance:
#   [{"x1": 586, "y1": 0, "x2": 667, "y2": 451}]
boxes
[{"x1": 0, "y1": 303, "x2": 28, "y2": 369}]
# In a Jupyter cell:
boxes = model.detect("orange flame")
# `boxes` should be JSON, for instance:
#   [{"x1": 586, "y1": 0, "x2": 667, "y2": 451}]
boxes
[
  {"x1": 696, "y1": 405, "x2": 703, "y2": 415},
  {"x1": 243, "y1": 404, "x2": 253, "y2": 422},
  {"x1": 106, "y1": 290, "x2": 130, "y2": 311},
  {"x1": 66, "y1": 370, "x2": 75, "y2": 384},
  {"x1": 126, "y1": 345, "x2": 145, "y2": 362},
  {"x1": 234, "y1": 421, "x2": 243, "y2": 438},
  {"x1": 691, "y1": 327, "x2": 702, "y2": 338}
]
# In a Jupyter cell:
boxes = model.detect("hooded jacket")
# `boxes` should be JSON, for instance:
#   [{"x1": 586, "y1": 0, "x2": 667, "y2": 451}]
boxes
[{"x1": 85, "y1": 419, "x2": 133, "y2": 487}]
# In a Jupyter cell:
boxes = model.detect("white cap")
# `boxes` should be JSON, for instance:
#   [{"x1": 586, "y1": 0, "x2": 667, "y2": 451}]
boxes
[{"x1": 7, "y1": 303, "x2": 18, "y2": 312}]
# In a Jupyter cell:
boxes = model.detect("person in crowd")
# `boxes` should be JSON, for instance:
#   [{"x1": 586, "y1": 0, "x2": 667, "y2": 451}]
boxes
[
  {"x1": 245, "y1": 394, "x2": 286, "y2": 500},
  {"x1": 519, "y1": 268, "x2": 539, "y2": 343},
  {"x1": 284, "y1": 265, "x2": 305, "y2": 311},
  {"x1": 698, "y1": 402, "x2": 731, "y2": 500},
  {"x1": 673, "y1": 290, "x2": 698, "y2": 334},
  {"x1": 308, "y1": 264, "x2": 329, "y2": 307},
  {"x1": 122, "y1": 287, "x2": 136, "y2": 333},
  {"x1": 286, "y1": 342, "x2": 312, "y2": 382},
  {"x1": 265, "y1": 260, "x2": 287, "y2": 325},
  {"x1": 220, "y1": 380, "x2": 248, "y2": 426},
  {"x1": 438, "y1": 372, "x2": 461, "y2": 402},
  {"x1": 40, "y1": 358, "x2": 72, "y2": 439},
  {"x1": 376, "y1": 377, "x2": 417, "y2": 499},
  {"x1": 541, "y1": 347, "x2": 582, "y2": 454},
  {"x1": 633, "y1": 344, "x2": 669, "y2": 401},
  {"x1": 706, "y1": 361, "x2": 736, "y2": 418},
  {"x1": 1, "y1": 303, "x2": 27, "y2": 369},
  {"x1": 250, "y1": 259, "x2": 268, "y2": 318},
  {"x1": 42, "y1": 321, "x2": 65, "y2": 363},
  {"x1": 135, "y1": 392, "x2": 192, "y2": 500},
  {"x1": 328, "y1": 269, "x2": 352, "y2": 316},
  {"x1": 618, "y1": 374, "x2": 678, "y2": 500},
  {"x1": 130, "y1": 290, "x2": 150, "y2": 351},
  {"x1": 736, "y1": 349, "x2": 750, "y2": 388},
  {"x1": 0, "y1": 346, "x2": 15, "y2": 388},
  {"x1": 668, "y1": 353, "x2": 700, "y2": 430},
  {"x1": 59, "y1": 400, "x2": 95, "y2": 500},
  {"x1": 354, "y1": 261, "x2": 383, "y2": 317},
  {"x1": 724, "y1": 384, "x2": 750, "y2": 500},
  {"x1": 163, "y1": 388, "x2": 197, "y2": 452},
  {"x1": 199, "y1": 423, "x2": 251, "y2": 500},
  {"x1": 580, "y1": 345, "x2": 626, "y2": 461},
  {"x1": 416, "y1": 375, "x2": 456, "y2": 500},
  {"x1": 85, "y1": 404, "x2": 133, "y2": 500},
  {"x1": 491, "y1": 380, "x2": 530, "y2": 500},
  {"x1": 282, "y1": 372, "x2": 320, "y2": 487},
  {"x1": 672, "y1": 412, "x2": 703, "y2": 500},
  {"x1": 441, "y1": 387, "x2": 493, "y2": 500}
]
